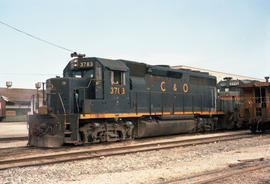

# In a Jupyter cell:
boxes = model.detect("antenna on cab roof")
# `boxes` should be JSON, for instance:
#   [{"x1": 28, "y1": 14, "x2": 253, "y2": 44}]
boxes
[{"x1": 70, "y1": 52, "x2": 86, "y2": 58}]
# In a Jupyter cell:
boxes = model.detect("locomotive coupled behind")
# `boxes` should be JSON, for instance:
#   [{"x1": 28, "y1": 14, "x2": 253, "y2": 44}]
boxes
[
  {"x1": 28, "y1": 57, "x2": 224, "y2": 148},
  {"x1": 238, "y1": 80, "x2": 270, "y2": 133},
  {"x1": 217, "y1": 78, "x2": 253, "y2": 129}
]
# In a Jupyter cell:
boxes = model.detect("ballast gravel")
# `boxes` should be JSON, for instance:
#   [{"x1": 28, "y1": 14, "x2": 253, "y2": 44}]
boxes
[
  {"x1": 1, "y1": 135, "x2": 270, "y2": 184},
  {"x1": 213, "y1": 166, "x2": 270, "y2": 184}
]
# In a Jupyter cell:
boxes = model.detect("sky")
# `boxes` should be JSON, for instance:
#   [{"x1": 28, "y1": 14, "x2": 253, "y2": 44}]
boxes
[{"x1": 0, "y1": 0, "x2": 270, "y2": 89}]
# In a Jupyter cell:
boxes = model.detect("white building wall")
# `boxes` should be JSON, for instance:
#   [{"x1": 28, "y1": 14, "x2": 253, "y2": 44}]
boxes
[{"x1": 172, "y1": 65, "x2": 264, "y2": 82}]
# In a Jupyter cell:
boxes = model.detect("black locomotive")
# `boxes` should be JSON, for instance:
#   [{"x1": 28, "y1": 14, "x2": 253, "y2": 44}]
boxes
[{"x1": 29, "y1": 56, "x2": 226, "y2": 147}]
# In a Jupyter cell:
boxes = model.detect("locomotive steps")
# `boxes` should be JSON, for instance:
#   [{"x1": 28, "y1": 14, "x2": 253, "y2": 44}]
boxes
[{"x1": 0, "y1": 130, "x2": 255, "y2": 170}]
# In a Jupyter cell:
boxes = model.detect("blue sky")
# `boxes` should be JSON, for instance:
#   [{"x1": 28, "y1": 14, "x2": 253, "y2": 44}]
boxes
[{"x1": 1, "y1": 0, "x2": 270, "y2": 88}]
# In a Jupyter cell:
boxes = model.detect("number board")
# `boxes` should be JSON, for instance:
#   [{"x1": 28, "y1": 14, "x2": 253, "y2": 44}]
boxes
[
  {"x1": 110, "y1": 87, "x2": 126, "y2": 95},
  {"x1": 79, "y1": 61, "x2": 94, "y2": 68},
  {"x1": 229, "y1": 81, "x2": 239, "y2": 86}
]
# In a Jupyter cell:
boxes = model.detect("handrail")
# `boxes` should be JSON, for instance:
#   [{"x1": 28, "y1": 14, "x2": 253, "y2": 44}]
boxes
[
  {"x1": 74, "y1": 79, "x2": 100, "y2": 90},
  {"x1": 58, "y1": 93, "x2": 66, "y2": 114}
]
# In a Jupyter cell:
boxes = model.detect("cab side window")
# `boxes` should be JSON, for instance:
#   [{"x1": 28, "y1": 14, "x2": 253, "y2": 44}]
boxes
[
  {"x1": 111, "y1": 71, "x2": 125, "y2": 85},
  {"x1": 95, "y1": 63, "x2": 102, "y2": 81}
]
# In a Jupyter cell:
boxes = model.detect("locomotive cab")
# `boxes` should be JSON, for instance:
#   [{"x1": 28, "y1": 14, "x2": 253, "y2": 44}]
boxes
[
  {"x1": 28, "y1": 57, "x2": 131, "y2": 147},
  {"x1": 45, "y1": 58, "x2": 102, "y2": 114},
  {"x1": 62, "y1": 57, "x2": 130, "y2": 115},
  {"x1": 46, "y1": 57, "x2": 131, "y2": 114}
]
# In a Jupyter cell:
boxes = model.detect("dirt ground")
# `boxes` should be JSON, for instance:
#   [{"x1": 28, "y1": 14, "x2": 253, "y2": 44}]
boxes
[{"x1": 0, "y1": 122, "x2": 27, "y2": 138}]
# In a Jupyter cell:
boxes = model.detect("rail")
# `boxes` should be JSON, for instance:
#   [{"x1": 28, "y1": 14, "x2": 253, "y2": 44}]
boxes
[
  {"x1": 159, "y1": 157, "x2": 270, "y2": 184},
  {"x1": 0, "y1": 131, "x2": 253, "y2": 170}
]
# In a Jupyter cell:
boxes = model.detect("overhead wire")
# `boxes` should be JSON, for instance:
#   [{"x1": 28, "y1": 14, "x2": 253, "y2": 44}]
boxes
[
  {"x1": 0, "y1": 73, "x2": 60, "y2": 76},
  {"x1": 0, "y1": 20, "x2": 75, "y2": 53}
]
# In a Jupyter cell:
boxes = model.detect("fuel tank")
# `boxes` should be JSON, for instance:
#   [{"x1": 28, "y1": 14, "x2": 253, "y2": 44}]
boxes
[{"x1": 136, "y1": 119, "x2": 196, "y2": 138}]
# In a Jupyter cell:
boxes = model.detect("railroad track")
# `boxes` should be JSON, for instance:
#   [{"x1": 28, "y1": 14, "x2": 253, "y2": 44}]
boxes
[
  {"x1": 159, "y1": 157, "x2": 270, "y2": 184},
  {"x1": 0, "y1": 131, "x2": 255, "y2": 170}
]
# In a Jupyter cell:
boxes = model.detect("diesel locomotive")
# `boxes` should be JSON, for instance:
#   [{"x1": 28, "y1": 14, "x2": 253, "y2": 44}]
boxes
[
  {"x1": 217, "y1": 78, "x2": 253, "y2": 129},
  {"x1": 238, "y1": 79, "x2": 270, "y2": 132},
  {"x1": 29, "y1": 56, "x2": 225, "y2": 147}
]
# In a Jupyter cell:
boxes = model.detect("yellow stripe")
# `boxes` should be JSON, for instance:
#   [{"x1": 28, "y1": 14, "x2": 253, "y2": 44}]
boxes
[
  {"x1": 220, "y1": 98, "x2": 240, "y2": 101},
  {"x1": 80, "y1": 111, "x2": 224, "y2": 119},
  {"x1": 220, "y1": 96, "x2": 240, "y2": 101}
]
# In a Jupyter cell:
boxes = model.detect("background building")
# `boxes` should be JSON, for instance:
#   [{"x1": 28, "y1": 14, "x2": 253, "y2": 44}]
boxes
[
  {"x1": 172, "y1": 65, "x2": 264, "y2": 82},
  {"x1": 0, "y1": 88, "x2": 43, "y2": 121}
]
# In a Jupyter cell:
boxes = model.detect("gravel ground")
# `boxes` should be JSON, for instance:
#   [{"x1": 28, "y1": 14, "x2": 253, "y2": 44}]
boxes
[
  {"x1": 1, "y1": 135, "x2": 270, "y2": 184},
  {"x1": 0, "y1": 141, "x2": 27, "y2": 149},
  {"x1": 213, "y1": 167, "x2": 270, "y2": 184}
]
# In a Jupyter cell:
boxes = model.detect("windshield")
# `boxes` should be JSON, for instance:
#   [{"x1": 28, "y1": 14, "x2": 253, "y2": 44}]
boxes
[{"x1": 71, "y1": 69, "x2": 94, "y2": 78}]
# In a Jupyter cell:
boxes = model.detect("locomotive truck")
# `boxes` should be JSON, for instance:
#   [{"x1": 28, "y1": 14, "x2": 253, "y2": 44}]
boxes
[{"x1": 28, "y1": 56, "x2": 225, "y2": 147}]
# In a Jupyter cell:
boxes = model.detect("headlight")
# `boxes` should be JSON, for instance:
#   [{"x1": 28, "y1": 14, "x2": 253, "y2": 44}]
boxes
[{"x1": 73, "y1": 59, "x2": 78, "y2": 67}]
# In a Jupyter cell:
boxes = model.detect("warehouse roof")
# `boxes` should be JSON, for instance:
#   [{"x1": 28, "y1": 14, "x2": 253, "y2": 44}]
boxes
[
  {"x1": 172, "y1": 65, "x2": 264, "y2": 82},
  {"x1": 0, "y1": 88, "x2": 43, "y2": 104}
]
